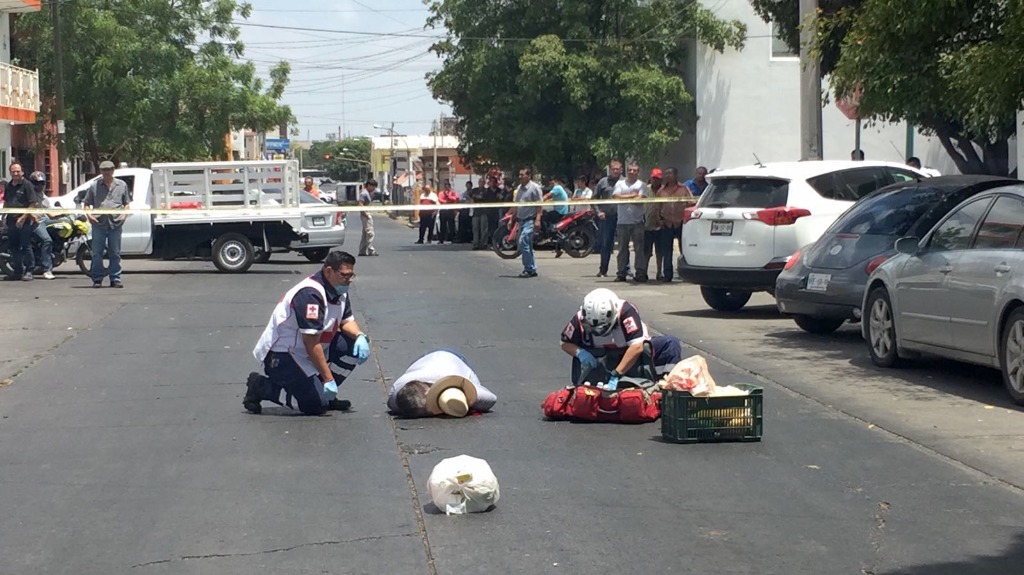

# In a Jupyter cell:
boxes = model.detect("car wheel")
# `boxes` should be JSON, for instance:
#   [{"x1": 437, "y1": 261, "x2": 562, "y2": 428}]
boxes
[
  {"x1": 699, "y1": 287, "x2": 752, "y2": 312},
  {"x1": 212, "y1": 233, "x2": 255, "y2": 273},
  {"x1": 793, "y1": 314, "x2": 845, "y2": 335},
  {"x1": 866, "y1": 287, "x2": 901, "y2": 367},
  {"x1": 302, "y1": 248, "x2": 330, "y2": 263},
  {"x1": 999, "y1": 308, "x2": 1024, "y2": 405}
]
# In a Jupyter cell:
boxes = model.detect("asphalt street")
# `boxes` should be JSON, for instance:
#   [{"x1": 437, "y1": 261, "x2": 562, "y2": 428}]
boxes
[{"x1": 1, "y1": 215, "x2": 1024, "y2": 574}]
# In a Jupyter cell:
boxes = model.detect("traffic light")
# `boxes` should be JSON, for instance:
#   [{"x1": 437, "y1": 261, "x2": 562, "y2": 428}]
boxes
[{"x1": 323, "y1": 154, "x2": 332, "y2": 160}]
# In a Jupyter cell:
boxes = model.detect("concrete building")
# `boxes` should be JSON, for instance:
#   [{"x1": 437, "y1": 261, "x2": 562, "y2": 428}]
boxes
[
  {"x1": 661, "y1": 0, "x2": 997, "y2": 177},
  {"x1": 370, "y1": 134, "x2": 474, "y2": 200}
]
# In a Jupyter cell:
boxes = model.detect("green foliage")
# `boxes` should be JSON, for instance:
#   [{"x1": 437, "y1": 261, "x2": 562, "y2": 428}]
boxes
[
  {"x1": 426, "y1": 0, "x2": 745, "y2": 177},
  {"x1": 16, "y1": 0, "x2": 294, "y2": 166},
  {"x1": 306, "y1": 138, "x2": 372, "y2": 181},
  {"x1": 750, "y1": 0, "x2": 1021, "y2": 175}
]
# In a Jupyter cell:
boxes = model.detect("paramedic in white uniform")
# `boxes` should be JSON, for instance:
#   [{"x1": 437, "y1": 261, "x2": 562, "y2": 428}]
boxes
[{"x1": 245, "y1": 251, "x2": 371, "y2": 415}]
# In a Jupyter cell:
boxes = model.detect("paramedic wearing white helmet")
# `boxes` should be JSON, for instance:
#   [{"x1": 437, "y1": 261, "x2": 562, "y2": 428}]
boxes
[
  {"x1": 246, "y1": 250, "x2": 371, "y2": 415},
  {"x1": 560, "y1": 288, "x2": 682, "y2": 390},
  {"x1": 387, "y1": 349, "x2": 497, "y2": 418}
]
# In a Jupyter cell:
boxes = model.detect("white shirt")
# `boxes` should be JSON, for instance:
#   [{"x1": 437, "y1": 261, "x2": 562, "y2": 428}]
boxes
[
  {"x1": 571, "y1": 187, "x2": 593, "y2": 213},
  {"x1": 612, "y1": 179, "x2": 648, "y2": 225},
  {"x1": 387, "y1": 350, "x2": 497, "y2": 412}
]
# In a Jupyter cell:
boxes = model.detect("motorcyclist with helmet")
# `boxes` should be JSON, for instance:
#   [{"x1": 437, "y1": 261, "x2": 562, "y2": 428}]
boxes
[
  {"x1": 27, "y1": 171, "x2": 55, "y2": 280},
  {"x1": 559, "y1": 288, "x2": 682, "y2": 390}
]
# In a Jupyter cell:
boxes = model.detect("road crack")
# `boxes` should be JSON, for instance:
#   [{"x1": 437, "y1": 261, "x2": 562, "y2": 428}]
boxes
[{"x1": 130, "y1": 533, "x2": 416, "y2": 568}]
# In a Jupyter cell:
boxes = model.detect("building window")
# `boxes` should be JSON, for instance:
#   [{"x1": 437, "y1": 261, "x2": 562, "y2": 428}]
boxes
[{"x1": 771, "y1": 22, "x2": 798, "y2": 59}]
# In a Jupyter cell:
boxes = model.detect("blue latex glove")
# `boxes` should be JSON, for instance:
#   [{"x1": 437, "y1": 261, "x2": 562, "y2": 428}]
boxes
[
  {"x1": 575, "y1": 348, "x2": 598, "y2": 371},
  {"x1": 353, "y1": 334, "x2": 370, "y2": 365},
  {"x1": 323, "y1": 379, "x2": 339, "y2": 401},
  {"x1": 604, "y1": 374, "x2": 620, "y2": 392}
]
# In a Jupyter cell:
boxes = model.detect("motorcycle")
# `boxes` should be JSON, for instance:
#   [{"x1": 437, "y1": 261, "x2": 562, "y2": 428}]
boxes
[
  {"x1": 0, "y1": 215, "x2": 92, "y2": 278},
  {"x1": 492, "y1": 209, "x2": 598, "y2": 260}
]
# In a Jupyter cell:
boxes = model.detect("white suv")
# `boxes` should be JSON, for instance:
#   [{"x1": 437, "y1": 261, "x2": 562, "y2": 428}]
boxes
[{"x1": 678, "y1": 161, "x2": 927, "y2": 311}]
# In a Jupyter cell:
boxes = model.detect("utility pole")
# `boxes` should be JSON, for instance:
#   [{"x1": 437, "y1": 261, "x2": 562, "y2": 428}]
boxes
[
  {"x1": 432, "y1": 115, "x2": 439, "y2": 188},
  {"x1": 799, "y1": 0, "x2": 823, "y2": 160},
  {"x1": 388, "y1": 121, "x2": 396, "y2": 193},
  {"x1": 51, "y1": 0, "x2": 66, "y2": 192}
]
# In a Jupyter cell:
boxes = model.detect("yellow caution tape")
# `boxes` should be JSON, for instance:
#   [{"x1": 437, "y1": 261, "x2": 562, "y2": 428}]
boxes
[{"x1": 0, "y1": 196, "x2": 698, "y2": 216}]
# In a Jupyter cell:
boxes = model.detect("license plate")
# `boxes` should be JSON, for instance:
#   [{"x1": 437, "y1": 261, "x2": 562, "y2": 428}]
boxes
[
  {"x1": 312, "y1": 216, "x2": 326, "y2": 226},
  {"x1": 710, "y1": 221, "x2": 733, "y2": 236},
  {"x1": 806, "y1": 273, "x2": 831, "y2": 292}
]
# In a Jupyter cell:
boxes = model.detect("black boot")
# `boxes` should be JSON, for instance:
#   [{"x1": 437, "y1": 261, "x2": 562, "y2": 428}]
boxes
[{"x1": 244, "y1": 372, "x2": 265, "y2": 414}]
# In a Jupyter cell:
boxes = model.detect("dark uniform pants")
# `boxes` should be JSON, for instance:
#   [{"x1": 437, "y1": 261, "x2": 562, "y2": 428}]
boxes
[{"x1": 258, "y1": 333, "x2": 360, "y2": 415}]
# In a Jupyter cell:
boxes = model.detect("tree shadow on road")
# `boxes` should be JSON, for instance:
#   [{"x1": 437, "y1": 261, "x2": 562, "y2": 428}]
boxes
[{"x1": 880, "y1": 532, "x2": 1024, "y2": 575}]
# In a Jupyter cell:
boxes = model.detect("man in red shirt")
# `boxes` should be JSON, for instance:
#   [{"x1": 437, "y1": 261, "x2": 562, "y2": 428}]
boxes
[{"x1": 437, "y1": 179, "x2": 459, "y2": 244}]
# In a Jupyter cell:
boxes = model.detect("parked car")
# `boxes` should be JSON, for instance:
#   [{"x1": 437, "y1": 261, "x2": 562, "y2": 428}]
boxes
[
  {"x1": 862, "y1": 182, "x2": 1024, "y2": 404},
  {"x1": 678, "y1": 160, "x2": 928, "y2": 311},
  {"x1": 777, "y1": 176, "x2": 1016, "y2": 334},
  {"x1": 253, "y1": 189, "x2": 346, "y2": 263}
]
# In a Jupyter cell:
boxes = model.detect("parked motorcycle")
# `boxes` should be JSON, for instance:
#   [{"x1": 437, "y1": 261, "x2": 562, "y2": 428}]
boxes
[
  {"x1": 0, "y1": 215, "x2": 92, "y2": 278},
  {"x1": 492, "y1": 209, "x2": 598, "y2": 259}
]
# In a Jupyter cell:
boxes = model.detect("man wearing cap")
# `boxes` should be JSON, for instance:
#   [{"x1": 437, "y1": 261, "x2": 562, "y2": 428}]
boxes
[
  {"x1": 246, "y1": 250, "x2": 371, "y2": 415},
  {"x1": 387, "y1": 350, "x2": 497, "y2": 418},
  {"x1": 560, "y1": 288, "x2": 682, "y2": 391},
  {"x1": 83, "y1": 161, "x2": 131, "y2": 288},
  {"x1": 638, "y1": 168, "x2": 663, "y2": 281}
]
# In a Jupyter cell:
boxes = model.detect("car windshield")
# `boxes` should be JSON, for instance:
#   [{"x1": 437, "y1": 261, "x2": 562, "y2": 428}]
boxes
[
  {"x1": 830, "y1": 187, "x2": 953, "y2": 236},
  {"x1": 699, "y1": 177, "x2": 789, "y2": 209}
]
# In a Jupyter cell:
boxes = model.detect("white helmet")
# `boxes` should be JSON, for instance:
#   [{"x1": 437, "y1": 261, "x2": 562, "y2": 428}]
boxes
[{"x1": 580, "y1": 288, "x2": 620, "y2": 336}]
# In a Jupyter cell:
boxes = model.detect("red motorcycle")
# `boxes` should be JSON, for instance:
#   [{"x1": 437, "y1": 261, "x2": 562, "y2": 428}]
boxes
[{"x1": 492, "y1": 210, "x2": 598, "y2": 259}]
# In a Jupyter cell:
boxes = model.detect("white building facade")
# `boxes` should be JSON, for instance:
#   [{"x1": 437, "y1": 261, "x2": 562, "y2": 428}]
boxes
[{"x1": 661, "y1": 0, "x2": 990, "y2": 176}]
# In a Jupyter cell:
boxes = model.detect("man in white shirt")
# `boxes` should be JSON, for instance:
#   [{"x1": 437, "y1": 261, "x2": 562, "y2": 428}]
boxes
[
  {"x1": 612, "y1": 162, "x2": 649, "y2": 282},
  {"x1": 387, "y1": 350, "x2": 498, "y2": 417},
  {"x1": 570, "y1": 174, "x2": 593, "y2": 213}
]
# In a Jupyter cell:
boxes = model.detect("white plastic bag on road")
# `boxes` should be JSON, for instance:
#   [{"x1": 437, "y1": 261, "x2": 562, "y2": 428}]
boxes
[{"x1": 427, "y1": 455, "x2": 500, "y2": 515}]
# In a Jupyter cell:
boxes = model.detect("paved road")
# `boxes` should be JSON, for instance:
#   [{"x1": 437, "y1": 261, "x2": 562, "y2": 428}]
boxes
[{"x1": 1, "y1": 217, "x2": 1023, "y2": 574}]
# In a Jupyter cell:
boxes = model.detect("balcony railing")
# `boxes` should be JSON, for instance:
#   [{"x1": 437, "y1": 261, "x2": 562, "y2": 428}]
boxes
[{"x1": 0, "y1": 61, "x2": 40, "y2": 113}]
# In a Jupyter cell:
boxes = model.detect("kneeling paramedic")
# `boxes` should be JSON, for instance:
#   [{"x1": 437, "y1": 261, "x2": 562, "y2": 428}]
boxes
[
  {"x1": 387, "y1": 350, "x2": 497, "y2": 418},
  {"x1": 560, "y1": 288, "x2": 682, "y2": 390},
  {"x1": 246, "y1": 251, "x2": 371, "y2": 415}
]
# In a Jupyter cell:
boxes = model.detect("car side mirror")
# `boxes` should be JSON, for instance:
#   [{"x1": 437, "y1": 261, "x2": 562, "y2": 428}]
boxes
[{"x1": 895, "y1": 236, "x2": 921, "y2": 256}]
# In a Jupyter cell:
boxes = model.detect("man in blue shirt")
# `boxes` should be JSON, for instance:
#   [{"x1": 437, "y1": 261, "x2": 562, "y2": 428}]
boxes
[
  {"x1": 683, "y1": 166, "x2": 709, "y2": 197},
  {"x1": 541, "y1": 175, "x2": 569, "y2": 232}
]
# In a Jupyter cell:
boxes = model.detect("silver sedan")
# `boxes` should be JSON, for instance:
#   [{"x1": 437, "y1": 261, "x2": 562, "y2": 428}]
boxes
[{"x1": 862, "y1": 183, "x2": 1024, "y2": 404}]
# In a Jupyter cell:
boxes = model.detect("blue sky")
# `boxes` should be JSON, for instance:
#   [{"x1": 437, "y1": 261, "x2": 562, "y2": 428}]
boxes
[{"x1": 240, "y1": 0, "x2": 451, "y2": 140}]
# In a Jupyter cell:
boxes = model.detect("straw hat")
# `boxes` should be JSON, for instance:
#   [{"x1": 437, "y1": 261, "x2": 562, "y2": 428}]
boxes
[{"x1": 426, "y1": 375, "x2": 478, "y2": 417}]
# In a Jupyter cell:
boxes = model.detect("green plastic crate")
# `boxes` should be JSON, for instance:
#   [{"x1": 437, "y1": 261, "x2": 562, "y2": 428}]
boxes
[{"x1": 660, "y1": 384, "x2": 763, "y2": 443}]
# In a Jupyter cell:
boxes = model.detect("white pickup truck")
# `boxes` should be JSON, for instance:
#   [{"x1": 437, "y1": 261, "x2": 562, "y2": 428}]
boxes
[{"x1": 55, "y1": 160, "x2": 346, "y2": 273}]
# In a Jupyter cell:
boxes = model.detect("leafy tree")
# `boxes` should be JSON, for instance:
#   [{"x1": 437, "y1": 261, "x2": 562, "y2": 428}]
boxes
[
  {"x1": 306, "y1": 138, "x2": 372, "y2": 181},
  {"x1": 749, "y1": 0, "x2": 1020, "y2": 175},
  {"x1": 426, "y1": 0, "x2": 746, "y2": 177},
  {"x1": 15, "y1": 0, "x2": 294, "y2": 167}
]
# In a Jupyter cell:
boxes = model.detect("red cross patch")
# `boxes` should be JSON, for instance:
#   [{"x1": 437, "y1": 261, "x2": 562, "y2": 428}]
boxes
[
  {"x1": 623, "y1": 316, "x2": 638, "y2": 335},
  {"x1": 563, "y1": 322, "x2": 575, "y2": 340},
  {"x1": 305, "y1": 304, "x2": 320, "y2": 320}
]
